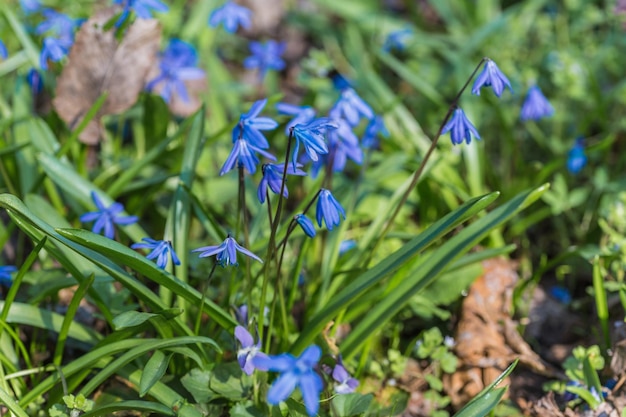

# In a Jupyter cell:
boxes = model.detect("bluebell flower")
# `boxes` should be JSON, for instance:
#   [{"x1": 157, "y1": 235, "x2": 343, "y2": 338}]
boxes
[
  {"x1": 232, "y1": 99, "x2": 278, "y2": 148},
  {"x1": 20, "y1": 0, "x2": 41, "y2": 14},
  {"x1": 339, "y1": 240, "x2": 356, "y2": 255},
  {"x1": 243, "y1": 40, "x2": 286, "y2": 80},
  {"x1": 276, "y1": 103, "x2": 316, "y2": 135},
  {"x1": 146, "y1": 39, "x2": 205, "y2": 103},
  {"x1": 220, "y1": 138, "x2": 276, "y2": 176},
  {"x1": 0, "y1": 266, "x2": 17, "y2": 287},
  {"x1": 234, "y1": 326, "x2": 267, "y2": 375},
  {"x1": 316, "y1": 189, "x2": 346, "y2": 231},
  {"x1": 520, "y1": 86, "x2": 554, "y2": 121},
  {"x1": 383, "y1": 28, "x2": 413, "y2": 52},
  {"x1": 291, "y1": 118, "x2": 337, "y2": 170},
  {"x1": 131, "y1": 238, "x2": 180, "y2": 269},
  {"x1": 471, "y1": 59, "x2": 513, "y2": 97},
  {"x1": 295, "y1": 214, "x2": 316, "y2": 238},
  {"x1": 79, "y1": 192, "x2": 139, "y2": 240},
  {"x1": 114, "y1": 0, "x2": 168, "y2": 23},
  {"x1": 27, "y1": 68, "x2": 43, "y2": 94},
  {"x1": 40, "y1": 36, "x2": 73, "y2": 69},
  {"x1": 567, "y1": 139, "x2": 587, "y2": 174},
  {"x1": 324, "y1": 117, "x2": 363, "y2": 172},
  {"x1": 208, "y1": 1, "x2": 252, "y2": 33},
  {"x1": 549, "y1": 286, "x2": 572, "y2": 304},
  {"x1": 328, "y1": 70, "x2": 352, "y2": 91},
  {"x1": 257, "y1": 163, "x2": 306, "y2": 204},
  {"x1": 192, "y1": 236, "x2": 262, "y2": 266},
  {"x1": 330, "y1": 88, "x2": 374, "y2": 127},
  {"x1": 361, "y1": 115, "x2": 389, "y2": 149},
  {"x1": 0, "y1": 40, "x2": 7, "y2": 60},
  {"x1": 36, "y1": 9, "x2": 80, "y2": 39},
  {"x1": 332, "y1": 363, "x2": 359, "y2": 394},
  {"x1": 441, "y1": 108, "x2": 480, "y2": 145},
  {"x1": 252, "y1": 345, "x2": 323, "y2": 416}
]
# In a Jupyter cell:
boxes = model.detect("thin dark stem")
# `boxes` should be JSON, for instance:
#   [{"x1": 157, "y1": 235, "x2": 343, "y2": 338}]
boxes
[
  {"x1": 265, "y1": 185, "x2": 273, "y2": 231},
  {"x1": 195, "y1": 262, "x2": 218, "y2": 335},
  {"x1": 367, "y1": 58, "x2": 488, "y2": 262}
]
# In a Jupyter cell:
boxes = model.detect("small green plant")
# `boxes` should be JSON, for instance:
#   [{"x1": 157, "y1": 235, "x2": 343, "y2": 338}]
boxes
[{"x1": 49, "y1": 394, "x2": 94, "y2": 417}]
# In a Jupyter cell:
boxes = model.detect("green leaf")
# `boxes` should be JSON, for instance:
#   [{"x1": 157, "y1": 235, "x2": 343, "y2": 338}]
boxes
[
  {"x1": 81, "y1": 400, "x2": 174, "y2": 417},
  {"x1": 291, "y1": 191, "x2": 500, "y2": 354},
  {"x1": 140, "y1": 350, "x2": 172, "y2": 397},
  {"x1": 331, "y1": 393, "x2": 374, "y2": 416},
  {"x1": 209, "y1": 362, "x2": 246, "y2": 400},
  {"x1": 230, "y1": 402, "x2": 266, "y2": 417},
  {"x1": 0, "y1": 385, "x2": 30, "y2": 417},
  {"x1": 181, "y1": 368, "x2": 212, "y2": 403},
  {"x1": 113, "y1": 311, "x2": 158, "y2": 330},
  {"x1": 582, "y1": 356, "x2": 603, "y2": 406}
]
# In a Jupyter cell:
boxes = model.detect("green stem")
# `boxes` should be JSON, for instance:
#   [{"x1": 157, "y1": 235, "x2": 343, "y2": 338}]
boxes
[{"x1": 194, "y1": 262, "x2": 217, "y2": 335}]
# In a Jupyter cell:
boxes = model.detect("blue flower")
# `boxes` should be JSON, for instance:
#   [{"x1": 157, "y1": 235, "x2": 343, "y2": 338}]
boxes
[
  {"x1": 325, "y1": 117, "x2": 363, "y2": 172},
  {"x1": 442, "y1": 108, "x2": 480, "y2": 145},
  {"x1": 80, "y1": 192, "x2": 138, "y2": 239},
  {"x1": 257, "y1": 163, "x2": 307, "y2": 204},
  {"x1": 361, "y1": 115, "x2": 389, "y2": 149},
  {"x1": 549, "y1": 286, "x2": 572, "y2": 304},
  {"x1": 295, "y1": 214, "x2": 316, "y2": 238},
  {"x1": 332, "y1": 362, "x2": 359, "y2": 394},
  {"x1": 276, "y1": 103, "x2": 316, "y2": 135},
  {"x1": 243, "y1": 40, "x2": 286, "y2": 80},
  {"x1": 567, "y1": 139, "x2": 587, "y2": 174},
  {"x1": 0, "y1": 40, "x2": 7, "y2": 60},
  {"x1": 220, "y1": 138, "x2": 276, "y2": 176},
  {"x1": 291, "y1": 118, "x2": 337, "y2": 170},
  {"x1": 330, "y1": 88, "x2": 374, "y2": 127},
  {"x1": 146, "y1": 39, "x2": 205, "y2": 104},
  {"x1": 114, "y1": 0, "x2": 168, "y2": 22},
  {"x1": 383, "y1": 28, "x2": 413, "y2": 52},
  {"x1": 471, "y1": 59, "x2": 513, "y2": 97},
  {"x1": 131, "y1": 238, "x2": 180, "y2": 269},
  {"x1": 316, "y1": 189, "x2": 346, "y2": 231},
  {"x1": 20, "y1": 0, "x2": 41, "y2": 14},
  {"x1": 234, "y1": 304, "x2": 248, "y2": 325},
  {"x1": 232, "y1": 99, "x2": 278, "y2": 149},
  {"x1": 328, "y1": 70, "x2": 352, "y2": 91},
  {"x1": 40, "y1": 36, "x2": 72, "y2": 70},
  {"x1": 27, "y1": 68, "x2": 43, "y2": 94},
  {"x1": 0, "y1": 266, "x2": 17, "y2": 287},
  {"x1": 192, "y1": 236, "x2": 262, "y2": 266},
  {"x1": 36, "y1": 9, "x2": 80, "y2": 39},
  {"x1": 209, "y1": 1, "x2": 252, "y2": 33},
  {"x1": 338, "y1": 240, "x2": 356, "y2": 255},
  {"x1": 234, "y1": 326, "x2": 267, "y2": 375},
  {"x1": 252, "y1": 345, "x2": 323, "y2": 416},
  {"x1": 520, "y1": 85, "x2": 554, "y2": 121}
]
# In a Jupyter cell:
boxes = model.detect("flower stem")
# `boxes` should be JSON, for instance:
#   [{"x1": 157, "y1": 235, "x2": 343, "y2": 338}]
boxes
[
  {"x1": 194, "y1": 262, "x2": 217, "y2": 335},
  {"x1": 367, "y1": 58, "x2": 487, "y2": 261}
]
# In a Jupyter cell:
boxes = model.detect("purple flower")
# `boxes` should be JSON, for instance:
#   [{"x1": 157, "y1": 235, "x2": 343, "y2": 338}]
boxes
[
  {"x1": 252, "y1": 345, "x2": 323, "y2": 416},
  {"x1": 567, "y1": 138, "x2": 587, "y2": 174},
  {"x1": 192, "y1": 236, "x2": 262, "y2": 266},
  {"x1": 276, "y1": 103, "x2": 316, "y2": 135},
  {"x1": 232, "y1": 99, "x2": 278, "y2": 148},
  {"x1": 146, "y1": 39, "x2": 205, "y2": 104},
  {"x1": 0, "y1": 40, "x2": 7, "y2": 60},
  {"x1": 131, "y1": 238, "x2": 180, "y2": 269},
  {"x1": 471, "y1": 59, "x2": 513, "y2": 97},
  {"x1": 209, "y1": 1, "x2": 252, "y2": 33},
  {"x1": 520, "y1": 85, "x2": 554, "y2": 121},
  {"x1": 441, "y1": 108, "x2": 480, "y2": 146},
  {"x1": 79, "y1": 192, "x2": 139, "y2": 240},
  {"x1": 20, "y1": 0, "x2": 41, "y2": 14},
  {"x1": 361, "y1": 115, "x2": 389, "y2": 149},
  {"x1": 234, "y1": 304, "x2": 248, "y2": 325},
  {"x1": 325, "y1": 118, "x2": 363, "y2": 172},
  {"x1": 316, "y1": 189, "x2": 346, "y2": 231},
  {"x1": 220, "y1": 138, "x2": 276, "y2": 176},
  {"x1": 235, "y1": 326, "x2": 267, "y2": 375},
  {"x1": 114, "y1": 0, "x2": 168, "y2": 21},
  {"x1": 291, "y1": 118, "x2": 337, "y2": 170},
  {"x1": 295, "y1": 214, "x2": 316, "y2": 238},
  {"x1": 332, "y1": 363, "x2": 359, "y2": 394},
  {"x1": 27, "y1": 68, "x2": 43, "y2": 94},
  {"x1": 0, "y1": 266, "x2": 17, "y2": 286},
  {"x1": 330, "y1": 88, "x2": 374, "y2": 127},
  {"x1": 257, "y1": 163, "x2": 306, "y2": 204},
  {"x1": 243, "y1": 40, "x2": 286, "y2": 80}
]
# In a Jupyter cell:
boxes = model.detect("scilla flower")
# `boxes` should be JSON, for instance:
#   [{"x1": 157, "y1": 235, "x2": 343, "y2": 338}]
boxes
[
  {"x1": 209, "y1": 1, "x2": 252, "y2": 33},
  {"x1": 330, "y1": 88, "x2": 374, "y2": 127},
  {"x1": 79, "y1": 192, "x2": 138, "y2": 239},
  {"x1": 114, "y1": 0, "x2": 168, "y2": 23},
  {"x1": 234, "y1": 326, "x2": 267, "y2": 375},
  {"x1": 193, "y1": 236, "x2": 262, "y2": 266},
  {"x1": 253, "y1": 345, "x2": 323, "y2": 416},
  {"x1": 472, "y1": 59, "x2": 513, "y2": 97},
  {"x1": 294, "y1": 214, "x2": 316, "y2": 238},
  {"x1": 520, "y1": 85, "x2": 554, "y2": 121},
  {"x1": 441, "y1": 108, "x2": 480, "y2": 145},
  {"x1": 257, "y1": 163, "x2": 306, "y2": 204},
  {"x1": 316, "y1": 189, "x2": 346, "y2": 231},
  {"x1": 243, "y1": 40, "x2": 286, "y2": 80},
  {"x1": 291, "y1": 118, "x2": 337, "y2": 170},
  {"x1": 0, "y1": 265, "x2": 17, "y2": 286},
  {"x1": 232, "y1": 99, "x2": 278, "y2": 148},
  {"x1": 0, "y1": 40, "x2": 7, "y2": 60},
  {"x1": 567, "y1": 138, "x2": 587, "y2": 174},
  {"x1": 131, "y1": 238, "x2": 180, "y2": 269}
]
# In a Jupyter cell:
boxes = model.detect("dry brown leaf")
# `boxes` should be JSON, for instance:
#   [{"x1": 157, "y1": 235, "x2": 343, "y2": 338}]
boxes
[{"x1": 53, "y1": 8, "x2": 161, "y2": 144}]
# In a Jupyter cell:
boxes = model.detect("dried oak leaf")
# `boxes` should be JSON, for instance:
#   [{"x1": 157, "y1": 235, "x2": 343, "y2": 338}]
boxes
[{"x1": 53, "y1": 9, "x2": 161, "y2": 144}]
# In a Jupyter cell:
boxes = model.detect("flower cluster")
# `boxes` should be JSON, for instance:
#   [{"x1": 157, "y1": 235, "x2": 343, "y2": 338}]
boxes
[
  {"x1": 36, "y1": 8, "x2": 82, "y2": 69},
  {"x1": 80, "y1": 192, "x2": 138, "y2": 240}
]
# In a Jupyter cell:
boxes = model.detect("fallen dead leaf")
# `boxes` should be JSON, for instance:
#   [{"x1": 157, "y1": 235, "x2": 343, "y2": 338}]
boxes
[{"x1": 53, "y1": 8, "x2": 161, "y2": 144}]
